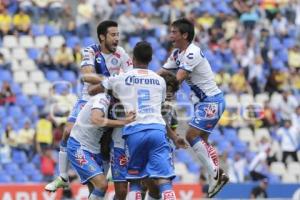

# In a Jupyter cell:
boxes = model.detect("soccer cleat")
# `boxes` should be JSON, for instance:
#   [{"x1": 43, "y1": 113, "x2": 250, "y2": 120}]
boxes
[
  {"x1": 44, "y1": 176, "x2": 69, "y2": 192},
  {"x1": 208, "y1": 168, "x2": 229, "y2": 198}
]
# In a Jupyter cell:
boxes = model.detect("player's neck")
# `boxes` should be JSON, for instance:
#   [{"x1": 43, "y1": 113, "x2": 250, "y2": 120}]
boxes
[
  {"x1": 133, "y1": 63, "x2": 148, "y2": 69},
  {"x1": 179, "y1": 42, "x2": 190, "y2": 52},
  {"x1": 101, "y1": 45, "x2": 111, "y2": 54}
]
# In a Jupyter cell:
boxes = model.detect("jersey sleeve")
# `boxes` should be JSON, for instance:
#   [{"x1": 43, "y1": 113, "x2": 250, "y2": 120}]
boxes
[
  {"x1": 179, "y1": 48, "x2": 203, "y2": 72},
  {"x1": 80, "y1": 47, "x2": 95, "y2": 67},
  {"x1": 119, "y1": 47, "x2": 133, "y2": 72},
  {"x1": 92, "y1": 94, "x2": 110, "y2": 114},
  {"x1": 162, "y1": 49, "x2": 179, "y2": 70}
]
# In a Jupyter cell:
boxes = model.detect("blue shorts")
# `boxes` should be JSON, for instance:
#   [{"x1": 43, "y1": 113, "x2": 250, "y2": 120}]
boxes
[
  {"x1": 189, "y1": 93, "x2": 225, "y2": 133},
  {"x1": 67, "y1": 137, "x2": 104, "y2": 184},
  {"x1": 124, "y1": 128, "x2": 175, "y2": 180},
  {"x1": 67, "y1": 99, "x2": 87, "y2": 123},
  {"x1": 110, "y1": 147, "x2": 127, "y2": 182}
]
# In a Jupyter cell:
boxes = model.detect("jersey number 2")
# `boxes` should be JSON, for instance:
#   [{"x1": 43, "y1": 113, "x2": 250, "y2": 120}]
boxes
[{"x1": 137, "y1": 89, "x2": 153, "y2": 113}]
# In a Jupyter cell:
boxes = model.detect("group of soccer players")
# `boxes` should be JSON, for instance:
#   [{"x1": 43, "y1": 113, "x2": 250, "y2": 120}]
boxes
[{"x1": 44, "y1": 18, "x2": 229, "y2": 200}]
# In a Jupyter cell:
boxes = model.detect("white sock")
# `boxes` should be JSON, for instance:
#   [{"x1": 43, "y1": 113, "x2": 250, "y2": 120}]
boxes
[
  {"x1": 161, "y1": 190, "x2": 176, "y2": 200},
  {"x1": 126, "y1": 191, "x2": 142, "y2": 200},
  {"x1": 59, "y1": 150, "x2": 69, "y2": 180},
  {"x1": 145, "y1": 192, "x2": 161, "y2": 200},
  {"x1": 192, "y1": 139, "x2": 219, "y2": 178},
  {"x1": 88, "y1": 194, "x2": 104, "y2": 200}
]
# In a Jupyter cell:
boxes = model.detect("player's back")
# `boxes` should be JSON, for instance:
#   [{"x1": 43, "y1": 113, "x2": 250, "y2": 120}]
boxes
[
  {"x1": 70, "y1": 93, "x2": 111, "y2": 153},
  {"x1": 104, "y1": 69, "x2": 166, "y2": 133}
]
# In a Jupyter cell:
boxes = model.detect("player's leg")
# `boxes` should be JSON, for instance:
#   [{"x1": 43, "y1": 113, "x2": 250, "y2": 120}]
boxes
[
  {"x1": 66, "y1": 137, "x2": 107, "y2": 199},
  {"x1": 111, "y1": 147, "x2": 128, "y2": 200},
  {"x1": 143, "y1": 179, "x2": 161, "y2": 200},
  {"x1": 146, "y1": 129, "x2": 176, "y2": 200},
  {"x1": 124, "y1": 133, "x2": 149, "y2": 200},
  {"x1": 45, "y1": 100, "x2": 86, "y2": 192},
  {"x1": 186, "y1": 95, "x2": 228, "y2": 197}
]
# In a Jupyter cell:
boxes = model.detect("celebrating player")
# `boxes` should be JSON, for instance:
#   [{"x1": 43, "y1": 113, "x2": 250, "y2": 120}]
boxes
[
  {"x1": 159, "y1": 18, "x2": 229, "y2": 198},
  {"x1": 45, "y1": 20, "x2": 133, "y2": 192}
]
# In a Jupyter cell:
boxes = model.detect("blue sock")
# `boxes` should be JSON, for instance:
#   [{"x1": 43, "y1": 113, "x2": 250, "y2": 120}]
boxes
[
  {"x1": 188, "y1": 136, "x2": 202, "y2": 147},
  {"x1": 158, "y1": 182, "x2": 173, "y2": 193},
  {"x1": 92, "y1": 188, "x2": 105, "y2": 197},
  {"x1": 130, "y1": 182, "x2": 141, "y2": 191}
]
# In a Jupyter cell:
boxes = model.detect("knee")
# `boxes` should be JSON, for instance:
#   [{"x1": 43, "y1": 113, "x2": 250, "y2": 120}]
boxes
[
  {"x1": 115, "y1": 187, "x2": 127, "y2": 200},
  {"x1": 94, "y1": 179, "x2": 108, "y2": 192}
]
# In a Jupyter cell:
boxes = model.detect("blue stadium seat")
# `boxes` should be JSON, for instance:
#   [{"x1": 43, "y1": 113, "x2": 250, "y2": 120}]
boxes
[
  {"x1": 31, "y1": 95, "x2": 45, "y2": 108},
  {"x1": 211, "y1": 59, "x2": 223, "y2": 72},
  {"x1": 27, "y1": 48, "x2": 39, "y2": 60},
  {"x1": 2, "y1": 117, "x2": 15, "y2": 129},
  {"x1": 22, "y1": 163, "x2": 37, "y2": 174},
  {"x1": 62, "y1": 70, "x2": 77, "y2": 83},
  {"x1": 270, "y1": 37, "x2": 282, "y2": 50},
  {"x1": 10, "y1": 83, "x2": 22, "y2": 95},
  {"x1": 283, "y1": 38, "x2": 295, "y2": 49},
  {"x1": 46, "y1": 70, "x2": 61, "y2": 82},
  {"x1": 31, "y1": 173, "x2": 43, "y2": 182},
  {"x1": 8, "y1": 105, "x2": 23, "y2": 120},
  {"x1": 130, "y1": 2, "x2": 140, "y2": 15},
  {"x1": 0, "y1": 107, "x2": 6, "y2": 119},
  {"x1": 3, "y1": 162, "x2": 19, "y2": 172},
  {"x1": 44, "y1": 24, "x2": 59, "y2": 37},
  {"x1": 0, "y1": 70, "x2": 12, "y2": 82},
  {"x1": 154, "y1": 48, "x2": 167, "y2": 62},
  {"x1": 187, "y1": 163, "x2": 200, "y2": 174},
  {"x1": 271, "y1": 58, "x2": 285, "y2": 70},
  {"x1": 12, "y1": 151, "x2": 28, "y2": 164},
  {"x1": 175, "y1": 149, "x2": 194, "y2": 164},
  {"x1": 223, "y1": 128, "x2": 238, "y2": 143},
  {"x1": 140, "y1": 1, "x2": 155, "y2": 14},
  {"x1": 14, "y1": 174, "x2": 29, "y2": 183},
  {"x1": 31, "y1": 154, "x2": 41, "y2": 167},
  {"x1": 82, "y1": 37, "x2": 95, "y2": 47},
  {"x1": 31, "y1": 24, "x2": 44, "y2": 36},
  {"x1": 277, "y1": 49, "x2": 288, "y2": 63},
  {"x1": 129, "y1": 36, "x2": 142, "y2": 48},
  {"x1": 209, "y1": 128, "x2": 224, "y2": 144},
  {"x1": 148, "y1": 59, "x2": 161, "y2": 72},
  {"x1": 0, "y1": 174, "x2": 12, "y2": 183},
  {"x1": 146, "y1": 36, "x2": 160, "y2": 49},
  {"x1": 66, "y1": 36, "x2": 80, "y2": 48},
  {"x1": 16, "y1": 95, "x2": 31, "y2": 107},
  {"x1": 202, "y1": 49, "x2": 214, "y2": 62},
  {"x1": 24, "y1": 105, "x2": 38, "y2": 119}
]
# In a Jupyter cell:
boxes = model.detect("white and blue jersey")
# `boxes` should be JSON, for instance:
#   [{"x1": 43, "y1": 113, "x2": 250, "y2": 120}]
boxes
[
  {"x1": 163, "y1": 43, "x2": 225, "y2": 133},
  {"x1": 102, "y1": 69, "x2": 175, "y2": 180},
  {"x1": 67, "y1": 44, "x2": 133, "y2": 123},
  {"x1": 67, "y1": 93, "x2": 111, "y2": 184}
]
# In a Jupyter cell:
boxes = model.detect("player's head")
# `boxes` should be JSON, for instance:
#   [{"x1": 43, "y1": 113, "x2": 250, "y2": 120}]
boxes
[
  {"x1": 133, "y1": 41, "x2": 152, "y2": 68},
  {"x1": 159, "y1": 71, "x2": 179, "y2": 100},
  {"x1": 170, "y1": 18, "x2": 195, "y2": 48},
  {"x1": 97, "y1": 20, "x2": 119, "y2": 53}
]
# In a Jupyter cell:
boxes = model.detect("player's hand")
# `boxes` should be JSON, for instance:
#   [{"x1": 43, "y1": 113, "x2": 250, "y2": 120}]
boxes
[
  {"x1": 174, "y1": 137, "x2": 189, "y2": 149},
  {"x1": 123, "y1": 111, "x2": 136, "y2": 124}
]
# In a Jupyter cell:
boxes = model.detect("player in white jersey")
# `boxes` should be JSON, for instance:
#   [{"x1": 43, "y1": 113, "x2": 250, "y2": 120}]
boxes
[
  {"x1": 159, "y1": 18, "x2": 229, "y2": 198},
  {"x1": 45, "y1": 20, "x2": 133, "y2": 192},
  {"x1": 102, "y1": 41, "x2": 177, "y2": 200},
  {"x1": 67, "y1": 93, "x2": 135, "y2": 200}
]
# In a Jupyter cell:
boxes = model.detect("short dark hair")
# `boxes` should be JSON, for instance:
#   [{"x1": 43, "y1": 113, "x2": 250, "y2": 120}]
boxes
[
  {"x1": 97, "y1": 20, "x2": 118, "y2": 42},
  {"x1": 171, "y1": 18, "x2": 195, "y2": 43},
  {"x1": 159, "y1": 71, "x2": 179, "y2": 94},
  {"x1": 133, "y1": 41, "x2": 152, "y2": 64}
]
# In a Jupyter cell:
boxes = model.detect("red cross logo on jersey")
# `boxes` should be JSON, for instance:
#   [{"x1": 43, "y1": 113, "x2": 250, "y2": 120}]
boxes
[{"x1": 75, "y1": 149, "x2": 88, "y2": 166}]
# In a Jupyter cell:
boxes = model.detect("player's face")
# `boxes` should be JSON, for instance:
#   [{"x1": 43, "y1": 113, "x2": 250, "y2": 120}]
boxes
[
  {"x1": 104, "y1": 27, "x2": 119, "y2": 53},
  {"x1": 170, "y1": 26, "x2": 184, "y2": 48}
]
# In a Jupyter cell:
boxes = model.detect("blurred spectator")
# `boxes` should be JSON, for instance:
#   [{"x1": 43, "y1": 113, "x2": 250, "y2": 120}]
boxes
[
  {"x1": 16, "y1": 119, "x2": 35, "y2": 159},
  {"x1": 60, "y1": 5, "x2": 76, "y2": 38},
  {"x1": 265, "y1": 69, "x2": 283, "y2": 94},
  {"x1": 48, "y1": 0, "x2": 63, "y2": 22},
  {"x1": 249, "y1": 139, "x2": 271, "y2": 181},
  {"x1": 272, "y1": 12, "x2": 288, "y2": 36},
  {"x1": 12, "y1": 8, "x2": 31, "y2": 35},
  {"x1": 288, "y1": 45, "x2": 300, "y2": 70},
  {"x1": 137, "y1": 12, "x2": 155, "y2": 38},
  {"x1": 248, "y1": 56, "x2": 265, "y2": 94},
  {"x1": 72, "y1": 43, "x2": 82, "y2": 67},
  {"x1": 229, "y1": 32, "x2": 246, "y2": 63},
  {"x1": 274, "y1": 90, "x2": 298, "y2": 121},
  {"x1": 118, "y1": 9, "x2": 140, "y2": 39},
  {"x1": 110, "y1": 0, "x2": 130, "y2": 20},
  {"x1": 76, "y1": 0, "x2": 93, "y2": 38},
  {"x1": 291, "y1": 106, "x2": 300, "y2": 128},
  {"x1": 228, "y1": 152, "x2": 246, "y2": 183},
  {"x1": 88, "y1": 0, "x2": 112, "y2": 20},
  {"x1": 37, "y1": 45, "x2": 58, "y2": 72},
  {"x1": 197, "y1": 12, "x2": 215, "y2": 30},
  {"x1": 53, "y1": 123, "x2": 64, "y2": 150},
  {"x1": 54, "y1": 43, "x2": 77, "y2": 73},
  {"x1": 0, "y1": 5, "x2": 13, "y2": 38},
  {"x1": 250, "y1": 179, "x2": 268, "y2": 199},
  {"x1": 276, "y1": 119, "x2": 300, "y2": 165},
  {"x1": 261, "y1": 101, "x2": 277, "y2": 128},
  {"x1": 32, "y1": 0, "x2": 50, "y2": 22},
  {"x1": 223, "y1": 14, "x2": 238, "y2": 40},
  {"x1": 19, "y1": 0, "x2": 40, "y2": 23},
  {"x1": 230, "y1": 68, "x2": 252, "y2": 94},
  {"x1": 41, "y1": 148, "x2": 56, "y2": 182},
  {"x1": 35, "y1": 114, "x2": 53, "y2": 154},
  {"x1": 240, "y1": 5, "x2": 259, "y2": 31},
  {"x1": 215, "y1": 69, "x2": 231, "y2": 93},
  {"x1": 1, "y1": 123, "x2": 17, "y2": 148},
  {"x1": 0, "y1": 82, "x2": 16, "y2": 106},
  {"x1": 0, "y1": 52, "x2": 11, "y2": 70}
]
